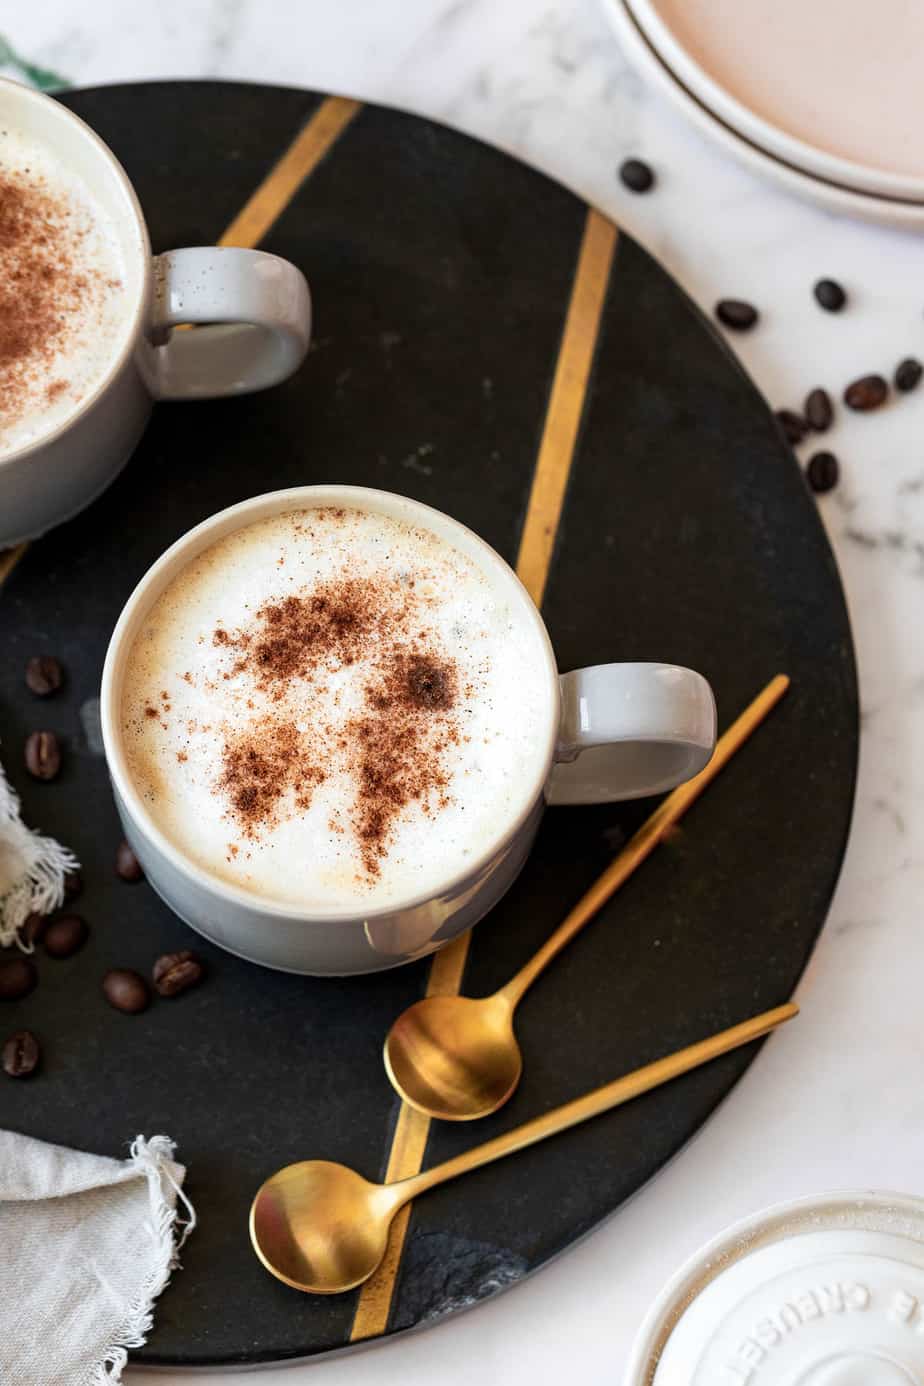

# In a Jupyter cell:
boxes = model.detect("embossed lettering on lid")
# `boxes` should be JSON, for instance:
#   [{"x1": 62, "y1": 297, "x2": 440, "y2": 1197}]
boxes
[{"x1": 625, "y1": 1192, "x2": 924, "y2": 1386}]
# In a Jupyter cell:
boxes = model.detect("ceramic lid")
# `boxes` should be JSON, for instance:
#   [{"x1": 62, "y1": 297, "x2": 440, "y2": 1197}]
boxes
[{"x1": 626, "y1": 1192, "x2": 924, "y2": 1386}]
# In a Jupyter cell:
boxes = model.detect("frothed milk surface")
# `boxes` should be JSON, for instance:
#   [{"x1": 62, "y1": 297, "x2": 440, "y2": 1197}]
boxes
[
  {"x1": 0, "y1": 122, "x2": 129, "y2": 457},
  {"x1": 121, "y1": 507, "x2": 552, "y2": 909}
]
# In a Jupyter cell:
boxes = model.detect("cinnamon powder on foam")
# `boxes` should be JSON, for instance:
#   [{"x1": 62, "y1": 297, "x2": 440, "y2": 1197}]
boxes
[
  {"x1": 209, "y1": 572, "x2": 463, "y2": 878},
  {"x1": 0, "y1": 166, "x2": 117, "y2": 422}
]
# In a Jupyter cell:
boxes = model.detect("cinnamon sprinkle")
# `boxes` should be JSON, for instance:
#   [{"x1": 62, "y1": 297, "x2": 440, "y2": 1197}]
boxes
[
  {"x1": 350, "y1": 648, "x2": 458, "y2": 874},
  {"x1": 0, "y1": 167, "x2": 119, "y2": 428},
  {"x1": 218, "y1": 718, "x2": 326, "y2": 836},
  {"x1": 215, "y1": 579, "x2": 394, "y2": 693},
  {"x1": 145, "y1": 564, "x2": 468, "y2": 880}
]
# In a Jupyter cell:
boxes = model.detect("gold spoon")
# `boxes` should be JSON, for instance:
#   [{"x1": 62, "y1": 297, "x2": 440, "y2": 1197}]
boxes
[
  {"x1": 385, "y1": 675, "x2": 790, "y2": 1120},
  {"x1": 251, "y1": 1002, "x2": 797, "y2": 1294}
]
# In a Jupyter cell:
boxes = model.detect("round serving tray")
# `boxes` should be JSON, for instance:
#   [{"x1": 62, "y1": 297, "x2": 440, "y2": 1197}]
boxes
[{"x1": 0, "y1": 81, "x2": 857, "y2": 1366}]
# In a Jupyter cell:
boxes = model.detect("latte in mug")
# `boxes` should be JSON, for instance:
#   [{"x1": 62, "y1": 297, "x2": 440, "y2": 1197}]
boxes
[
  {"x1": 0, "y1": 120, "x2": 129, "y2": 457},
  {"x1": 120, "y1": 506, "x2": 550, "y2": 909}
]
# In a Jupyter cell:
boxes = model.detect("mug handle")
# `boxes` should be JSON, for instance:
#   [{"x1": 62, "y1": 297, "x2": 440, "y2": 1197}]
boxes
[
  {"x1": 148, "y1": 247, "x2": 311, "y2": 400},
  {"x1": 549, "y1": 663, "x2": 716, "y2": 805}
]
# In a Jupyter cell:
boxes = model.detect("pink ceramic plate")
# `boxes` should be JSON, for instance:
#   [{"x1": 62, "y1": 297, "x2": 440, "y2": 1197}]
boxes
[
  {"x1": 625, "y1": 0, "x2": 924, "y2": 202},
  {"x1": 603, "y1": 0, "x2": 924, "y2": 227}
]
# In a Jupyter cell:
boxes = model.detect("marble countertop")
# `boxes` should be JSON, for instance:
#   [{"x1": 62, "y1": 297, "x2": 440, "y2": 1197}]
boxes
[{"x1": 5, "y1": 2, "x2": 923, "y2": 1381}]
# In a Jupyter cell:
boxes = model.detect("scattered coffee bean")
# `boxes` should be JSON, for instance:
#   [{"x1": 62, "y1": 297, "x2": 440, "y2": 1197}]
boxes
[
  {"x1": 806, "y1": 451, "x2": 840, "y2": 494},
  {"x1": 715, "y1": 299, "x2": 759, "y2": 331},
  {"x1": 24, "y1": 730, "x2": 62, "y2": 781},
  {"x1": 814, "y1": 278, "x2": 847, "y2": 312},
  {"x1": 895, "y1": 357, "x2": 923, "y2": 393},
  {"x1": 102, "y1": 968, "x2": 150, "y2": 1014},
  {"x1": 844, "y1": 374, "x2": 888, "y2": 411},
  {"x1": 0, "y1": 958, "x2": 37, "y2": 1001},
  {"x1": 115, "y1": 840, "x2": 144, "y2": 882},
  {"x1": 63, "y1": 869, "x2": 83, "y2": 901},
  {"x1": 21, "y1": 912, "x2": 48, "y2": 947},
  {"x1": 619, "y1": 157, "x2": 655, "y2": 193},
  {"x1": 153, "y1": 950, "x2": 204, "y2": 998},
  {"x1": 2, "y1": 1030, "x2": 40, "y2": 1077},
  {"x1": 804, "y1": 388, "x2": 833, "y2": 432},
  {"x1": 776, "y1": 409, "x2": 809, "y2": 445},
  {"x1": 44, "y1": 914, "x2": 88, "y2": 960},
  {"x1": 25, "y1": 655, "x2": 64, "y2": 697}
]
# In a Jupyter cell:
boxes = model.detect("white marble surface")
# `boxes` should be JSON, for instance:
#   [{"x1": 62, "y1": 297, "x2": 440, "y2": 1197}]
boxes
[{"x1": 5, "y1": 2, "x2": 923, "y2": 1381}]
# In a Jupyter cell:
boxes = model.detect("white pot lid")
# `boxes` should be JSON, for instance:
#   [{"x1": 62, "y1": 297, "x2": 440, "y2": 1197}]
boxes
[{"x1": 626, "y1": 1192, "x2": 924, "y2": 1386}]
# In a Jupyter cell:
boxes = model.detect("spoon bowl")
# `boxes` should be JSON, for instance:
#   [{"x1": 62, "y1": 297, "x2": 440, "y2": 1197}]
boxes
[
  {"x1": 250, "y1": 1160, "x2": 392, "y2": 1294},
  {"x1": 252, "y1": 1003, "x2": 798, "y2": 1294},
  {"x1": 384, "y1": 993, "x2": 522, "y2": 1120}
]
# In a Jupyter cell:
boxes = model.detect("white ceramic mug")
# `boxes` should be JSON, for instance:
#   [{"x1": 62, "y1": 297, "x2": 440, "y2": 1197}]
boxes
[
  {"x1": 0, "y1": 79, "x2": 311, "y2": 546},
  {"x1": 101, "y1": 486, "x2": 716, "y2": 975}
]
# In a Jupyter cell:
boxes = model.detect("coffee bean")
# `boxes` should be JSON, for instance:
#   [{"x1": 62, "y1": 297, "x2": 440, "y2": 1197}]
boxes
[
  {"x1": 24, "y1": 730, "x2": 62, "y2": 781},
  {"x1": 895, "y1": 357, "x2": 923, "y2": 393},
  {"x1": 102, "y1": 968, "x2": 150, "y2": 1014},
  {"x1": 814, "y1": 278, "x2": 847, "y2": 312},
  {"x1": 804, "y1": 388, "x2": 833, "y2": 432},
  {"x1": 25, "y1": 655, "x2": 63, "y2": 697},
  {"x1": 806, "y1": 451, "x2": 839, "y2": 494},
  {"x1": 63, "y1": 869, "x2": 83, "y2": 901},
  {"x1": 21, "y1": 912, "x2": 47, "y2": 947},
  {"x1": 44, "y1": 914, "x2": 88, "y2": 959},
  {"x1": 2, "y1": 1030, "x2": 40, "y2": 1077},
  {"x1": 619, "y1": 157, "x2": 655, "y2": 193},
  {"x1": 844, "y1": 374, "x2": 888, "y2": 411},
  {"x1": 115, "y1": 840, "x2": 144, "y2": 882},
  {"x1": 715, "y1": 299, "x2": 759, "y2": 331},
  {"x1": 153, "y1": 950, "x2": 204, "y2": 997},
  {"x1": 0, "y1": 958, "x2": 37, "y2": 1001},
  {"x1": 776, "y1": 409, "x2": 809, "y2": 446}
]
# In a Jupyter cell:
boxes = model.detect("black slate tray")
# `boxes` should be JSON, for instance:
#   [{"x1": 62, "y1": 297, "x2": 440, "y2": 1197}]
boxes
[{"x1": 0, "y1": 82, "x2": 857, "y2": 1366}]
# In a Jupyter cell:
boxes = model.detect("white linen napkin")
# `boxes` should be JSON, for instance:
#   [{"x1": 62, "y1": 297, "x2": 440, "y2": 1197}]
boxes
[
  {"x1": 0, "y1": 1131, "x2": 195, "y2": 1384},
  {"x1": 0, "y1": 756, "x2": 78, "y2": 948}
]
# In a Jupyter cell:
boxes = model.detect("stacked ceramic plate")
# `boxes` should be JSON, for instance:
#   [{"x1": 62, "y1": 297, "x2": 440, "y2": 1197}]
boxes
[{"x1": 602, "y1": 0, "x2": 924, "y2": 226}]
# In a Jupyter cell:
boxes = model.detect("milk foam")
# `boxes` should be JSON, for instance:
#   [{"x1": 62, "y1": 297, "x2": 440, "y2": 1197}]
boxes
[
  {"x1": 0, "y1": 124, "x2": 130, "y2": 458},
  {"x1": 121, "y1": 507, "x2": 552, "y2": 909}
]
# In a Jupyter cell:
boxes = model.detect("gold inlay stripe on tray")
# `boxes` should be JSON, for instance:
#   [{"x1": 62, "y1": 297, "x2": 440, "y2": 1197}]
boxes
[
  {"x1": 0, "y1": 543, "x2": 28, "y2": 588},
  {"x1": 0, "y1": 94, "x2": 362, "y2": 591},
  {"x1": 350, "y1": 205, "x2": 619, "y2": 1342},
  {"x1": 220, "y1": 95, "x2": 362, "y2": 249},
  {"x1": 516, "y1": 209, "x2": 619, "y2": 609}
]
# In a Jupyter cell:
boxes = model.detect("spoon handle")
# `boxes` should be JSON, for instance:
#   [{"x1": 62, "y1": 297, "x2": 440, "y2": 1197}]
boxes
[
  {"x1": 399, "y1": 1003, "x2": 797, "y2": 1202},
  {"x1": 497, "y1": 675, "x2": 790, "y2": 1009}
]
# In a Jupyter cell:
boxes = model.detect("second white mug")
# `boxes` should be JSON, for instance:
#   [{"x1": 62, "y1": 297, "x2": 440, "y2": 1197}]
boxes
[{"x1": 100, "y1": 485, "x2": 715, "y2": 975}]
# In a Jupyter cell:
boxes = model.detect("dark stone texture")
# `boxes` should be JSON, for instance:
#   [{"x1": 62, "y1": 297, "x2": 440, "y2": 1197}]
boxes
[
  {"x1": 0, "y1": 82, "x2": 857, "y2": 1367},
  {"x1": 393, "y1": 1234, "x2": 528, "y2": 1328}
]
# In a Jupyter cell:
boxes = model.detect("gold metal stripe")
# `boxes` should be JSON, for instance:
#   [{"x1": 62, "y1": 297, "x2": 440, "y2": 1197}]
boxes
[
  {"x1": 517, "y1": 208, "x2": 618, "y2": 607},
  {"x1": 0, "y1": 543, "x2": 28, "y2": 587},
  {"x1": 348, "y1": 933, "x2": 471, "y2": 1339},
  {"x1": 347, "y1": 1107, "x2": 428, "y2": 1336},
  {"x1": 219, "y1": 96, "x2": 362, "y2": 249},
  {"x1": 0, "y1": 96, "x2": 362, "y2": 595},
  {"x1": 350, "y1": 205, "x2": 617, "y2": 1342}
]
